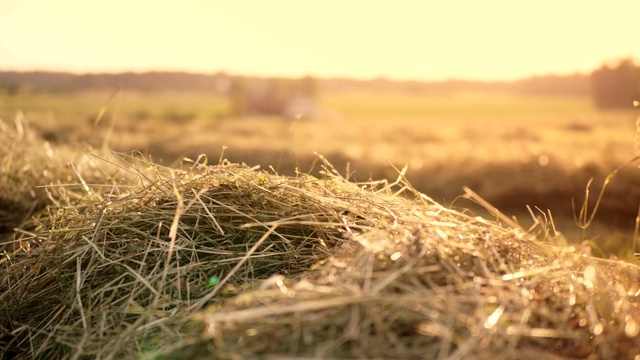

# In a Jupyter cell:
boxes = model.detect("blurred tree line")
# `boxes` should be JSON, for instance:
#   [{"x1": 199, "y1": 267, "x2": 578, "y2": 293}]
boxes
[
  {"x1": 0, "y1": 71, "x2": 235, "y2": 94},
  {"x1": 590, "y1": 58, "x2": 639, "y2": 109},
  {"x1": 1, "y1": 60, "x2": 638, "y2": 110},
  {"x1": 512, "y1": 74, "x2": 588, "y2": 97}
]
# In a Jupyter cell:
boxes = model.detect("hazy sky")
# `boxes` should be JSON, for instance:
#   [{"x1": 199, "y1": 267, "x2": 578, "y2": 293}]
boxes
[{"x1": 1, "y1": 0, "x2": 639, "y2": 81}]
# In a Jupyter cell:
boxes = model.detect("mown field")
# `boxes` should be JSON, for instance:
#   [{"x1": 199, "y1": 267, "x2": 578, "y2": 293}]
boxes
[
  {"x1": 2, "y1": 89, "x2": 640, "y2": 359},
  {"x1": 0, "y1": 90, "x2": 638, "y2": 258}
]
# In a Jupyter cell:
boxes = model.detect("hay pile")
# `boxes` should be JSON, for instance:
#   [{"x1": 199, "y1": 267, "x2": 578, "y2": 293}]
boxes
[
  {"x1": 0, "y1": 114, "x2": 136, "y2": 248},
  {"x1": 1, "y1": 117, "x2": 640, "y2": 359}
]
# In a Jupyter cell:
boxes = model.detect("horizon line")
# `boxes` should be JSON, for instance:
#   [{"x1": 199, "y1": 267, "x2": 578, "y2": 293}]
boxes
[{"x1": 0, "y1": 67, "x2": 591, "y2": 84}]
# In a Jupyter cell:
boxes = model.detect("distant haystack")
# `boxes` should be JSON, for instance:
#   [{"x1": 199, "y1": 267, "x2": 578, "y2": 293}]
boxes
[{"x1": 230, "y1": 76, "x2": 325, "y2": 120}]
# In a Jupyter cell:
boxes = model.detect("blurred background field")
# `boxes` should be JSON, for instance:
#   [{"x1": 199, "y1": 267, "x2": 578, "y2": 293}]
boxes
[{"x1": 1, "y1": 73, "x2": 638, "y2": 259}]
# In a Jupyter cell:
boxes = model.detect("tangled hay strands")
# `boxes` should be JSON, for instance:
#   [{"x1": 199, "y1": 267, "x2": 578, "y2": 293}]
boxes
[
  {"x1": 158, "y1": 190, "x2": 640, "y2": 359},
  {"x1": 1, "y1": 149, "x2": 416, "y2": 359}
]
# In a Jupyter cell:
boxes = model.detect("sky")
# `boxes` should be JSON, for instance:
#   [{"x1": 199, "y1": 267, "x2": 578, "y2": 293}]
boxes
[{"x1": 0, "y1": 0, "x2": 639, "y2": 81}]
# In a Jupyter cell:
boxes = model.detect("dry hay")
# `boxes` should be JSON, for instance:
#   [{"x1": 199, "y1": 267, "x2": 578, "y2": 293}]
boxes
[
  {"x1": 1, "y1": 117, "x2": 640, "y2": 359},
  {"x1": 0, "y1": 114, "x2": 138, "y2": 249}
]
